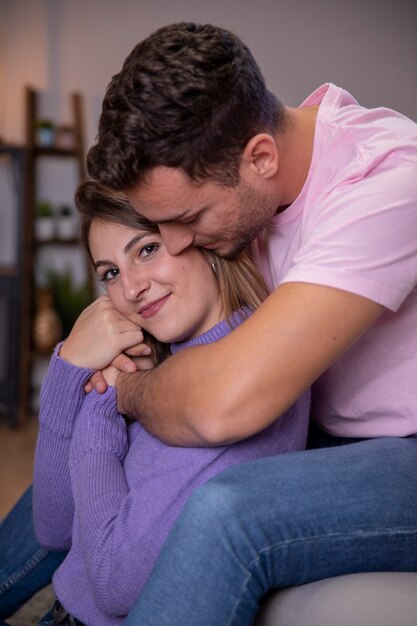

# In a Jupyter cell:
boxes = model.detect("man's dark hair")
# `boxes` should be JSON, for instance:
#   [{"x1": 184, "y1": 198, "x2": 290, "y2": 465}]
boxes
[{"x1": 87, "y1": 22, "x2": 286, "y2": 189}]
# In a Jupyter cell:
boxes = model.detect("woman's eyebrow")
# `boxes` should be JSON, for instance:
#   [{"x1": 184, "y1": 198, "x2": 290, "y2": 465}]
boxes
[
  {"x1": 93, "y1": 233, "x2": 148, "y2": 269},
  {"x1": 123, "y1": 233, "x2": 147, "y2": 254},
  {"x1": 94, "y1": 259, "x2": 112, "y2": 270}
]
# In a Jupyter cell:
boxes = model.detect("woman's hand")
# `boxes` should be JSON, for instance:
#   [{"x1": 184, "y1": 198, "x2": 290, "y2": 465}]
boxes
[
  {"x1": 59, "y1": 295, "x2": 149, "y2": 371},
  {"x1": 101, "y1": 364, "x2": 121, "y2": 388},
  {"x1": 85, "y1": 351, "x2": 157, "y2": 394}
]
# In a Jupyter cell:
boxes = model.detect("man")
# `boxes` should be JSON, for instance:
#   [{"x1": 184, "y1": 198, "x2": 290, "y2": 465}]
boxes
[{"x1": 86, "y1": 22, "x2": 417, "y2": 625}]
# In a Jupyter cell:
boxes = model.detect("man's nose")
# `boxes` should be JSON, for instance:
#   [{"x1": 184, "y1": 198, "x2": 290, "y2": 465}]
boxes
[{"x1": 158, "y1": 223, "x2": 194, "y2": 255}]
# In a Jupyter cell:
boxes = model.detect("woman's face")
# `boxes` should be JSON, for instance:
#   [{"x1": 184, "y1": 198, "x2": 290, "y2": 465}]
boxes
[{"x1": 88, "y1": 219, "x2": 223, "y2": 343}]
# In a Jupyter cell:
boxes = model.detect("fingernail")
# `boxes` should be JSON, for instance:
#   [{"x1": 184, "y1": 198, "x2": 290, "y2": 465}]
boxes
[{"x1": 142, "y1": 347, "x2": 152, "y2": 355}]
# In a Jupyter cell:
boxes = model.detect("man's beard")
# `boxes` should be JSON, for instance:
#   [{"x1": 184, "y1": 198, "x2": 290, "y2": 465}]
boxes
[{"x1": 214, "y1": 181, "x2": 273, "y2": 259}]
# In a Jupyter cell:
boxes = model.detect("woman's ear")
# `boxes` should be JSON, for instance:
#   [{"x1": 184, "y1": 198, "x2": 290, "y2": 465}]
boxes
[{"x1": 240, "y1": 133, "x2": 279, "y2": 180}]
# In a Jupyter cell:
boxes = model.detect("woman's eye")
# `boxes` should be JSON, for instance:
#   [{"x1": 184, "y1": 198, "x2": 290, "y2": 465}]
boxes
[
  {"x1": 100, "y1": 268, "x2": 119, "y2": 282},
  {"x1": 139, "y1": 243, "x2": 160, "y2": 258}
]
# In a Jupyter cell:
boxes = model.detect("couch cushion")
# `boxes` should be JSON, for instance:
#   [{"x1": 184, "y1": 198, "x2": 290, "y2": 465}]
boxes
[{"x1": 254, "y1": 572, "x2": 417, "y2": 626}]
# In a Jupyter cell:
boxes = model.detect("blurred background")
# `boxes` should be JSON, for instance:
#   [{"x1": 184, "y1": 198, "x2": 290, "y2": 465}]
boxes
[{"x1": 0, "y1": 0, "x2": 416, "y2": 517}]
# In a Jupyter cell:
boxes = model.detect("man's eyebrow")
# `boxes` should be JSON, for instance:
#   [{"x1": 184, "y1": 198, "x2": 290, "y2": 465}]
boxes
[{"x1": 155, "y1": 211, "x2": 188, "y2": 225}]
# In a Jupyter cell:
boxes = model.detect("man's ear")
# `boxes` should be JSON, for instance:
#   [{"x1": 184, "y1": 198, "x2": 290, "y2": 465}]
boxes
[{"x1": 241, "y1": 133, "x2": 279, "y2": 180}]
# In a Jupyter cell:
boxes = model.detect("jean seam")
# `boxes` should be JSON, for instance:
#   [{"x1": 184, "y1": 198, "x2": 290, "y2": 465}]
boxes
[
  {"x1": 228, "y1": 527, "x2": 417, "y2": 625},
  {"x1": 0, "y1": 547, "x2": 51, "y2": 595}
]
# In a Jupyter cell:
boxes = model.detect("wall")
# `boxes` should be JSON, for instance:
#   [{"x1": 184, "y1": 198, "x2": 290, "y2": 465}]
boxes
[
  {"x1": 1, "y1": 0, "x2": 416, "y2": 145},
  {"x1": 0, "y1": 0, "x2": 415, "y2": 403},
  {"x1": 0, "y1": 0, "x2": 417, "y2": 400},
  {"x1": 0, "y1": 0, "x2": 416, "y2": 258}
]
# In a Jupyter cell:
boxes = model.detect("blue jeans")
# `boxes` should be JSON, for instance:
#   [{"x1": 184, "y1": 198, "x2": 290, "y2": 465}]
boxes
[
  {"x1": 1, "y1": 434, "x2": 417, "y2": 625},
  {"x1": 0, "y1": 486, "x2": 67, "y2": 621},
  {"x1": 124, "y1": 434, "x2": 417, "y2": 626},
  {"x1": 36, "y1": 609, "x2": 54, "y2": 625}
]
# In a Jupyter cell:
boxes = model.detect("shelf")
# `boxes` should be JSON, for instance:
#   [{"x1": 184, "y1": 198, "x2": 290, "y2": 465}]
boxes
[
  {"x1": 33, "y1": 237, "x2": 80, "y2": 247},
  {"x1": 18, "y1": 86, "x2": 92, "y2": 418},
  {"x1": 0, "y1": 265, "x2": 18, "y2": 277},
  {"x1": 33, "y1": 146, "x2": 79, "y2": 158},
  {"x1": 0, "y1": 144, "x2": 24, "y2": 155},
  {"x1": 0, "y1": 145, "x2": 24, "y2": 425}
]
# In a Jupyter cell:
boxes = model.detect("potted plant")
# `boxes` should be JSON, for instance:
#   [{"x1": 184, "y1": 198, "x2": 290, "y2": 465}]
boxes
[
  {"x1": 35, "y1": 200, "x2": 55, "y2": 240},
  {"x1": 46, "y1": 269, "x2": 92, "y2": 337},
  {"x1": 35, "y1": 119, "x2": 55, "y2": 146},
  {"x1": 56, "y1": 204, "x2": 78, "y2": 240}
]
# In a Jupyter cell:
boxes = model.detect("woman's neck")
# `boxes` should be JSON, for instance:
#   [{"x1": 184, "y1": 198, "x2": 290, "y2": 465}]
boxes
[{"x1": 170, "y1": 307, "x2": 251, "y2": 354}]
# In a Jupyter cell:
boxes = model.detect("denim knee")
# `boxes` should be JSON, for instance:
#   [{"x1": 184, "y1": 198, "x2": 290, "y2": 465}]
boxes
[{"x1": 184, "y1": 475, "x2": 245, "y2": 532}]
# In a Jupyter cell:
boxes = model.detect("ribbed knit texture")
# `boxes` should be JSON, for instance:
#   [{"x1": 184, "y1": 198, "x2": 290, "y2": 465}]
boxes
[
  {"x1": 33, "y1": 312, "x2": 310, "y2": 625},
  {"x1": 170, "y1": 307, "x2": 251, "y2": 353}
]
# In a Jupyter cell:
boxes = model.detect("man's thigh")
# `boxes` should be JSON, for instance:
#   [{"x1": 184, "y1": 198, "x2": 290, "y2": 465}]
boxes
[{"x1": 124, "y1": 437, "x2": 417, "y2": 626}]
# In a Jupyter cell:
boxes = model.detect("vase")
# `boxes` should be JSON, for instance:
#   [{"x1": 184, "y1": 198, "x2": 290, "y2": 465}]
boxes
[
  {"x1": 33, "y1": 288, "x2": 62, "y2": 352},
  {"x1": 36, "y1": 126, "x2": 55, "y2": 146},
  {"x1": 56, "y1": 216, "x2": 77, "y2": 240},
  {"x1": 35, "y1": 217, "x2": 55, "y2": 241}
]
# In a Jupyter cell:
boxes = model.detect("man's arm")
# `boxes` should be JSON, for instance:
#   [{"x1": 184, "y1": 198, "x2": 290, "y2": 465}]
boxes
[{"x1": 117, "y1": 282, "x2": 384, "y2": 446}]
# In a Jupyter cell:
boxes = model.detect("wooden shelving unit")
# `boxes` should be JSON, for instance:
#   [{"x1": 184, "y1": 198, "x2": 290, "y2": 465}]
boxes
[
  {"x1": 19, "y1": 86, "x2": 93, "y2": 418},
  {"x1": 0, "y1": 145, "x2": 25, "y2": 426}
]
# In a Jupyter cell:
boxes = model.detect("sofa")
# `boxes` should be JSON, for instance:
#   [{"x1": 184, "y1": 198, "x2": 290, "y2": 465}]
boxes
[{"x1": 254, "y1": 572, "x2": 417, "y2": 626}]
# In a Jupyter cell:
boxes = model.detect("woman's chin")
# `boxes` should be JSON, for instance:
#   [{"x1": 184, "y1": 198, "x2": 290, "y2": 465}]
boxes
[{"x1": 152, "y1": 329, "x2": 188, "y2": 345}]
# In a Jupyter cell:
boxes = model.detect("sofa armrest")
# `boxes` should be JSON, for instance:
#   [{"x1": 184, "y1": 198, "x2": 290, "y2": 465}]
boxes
[{"x1": 254, "y1": 572, "x2": 417, "y2": 626}]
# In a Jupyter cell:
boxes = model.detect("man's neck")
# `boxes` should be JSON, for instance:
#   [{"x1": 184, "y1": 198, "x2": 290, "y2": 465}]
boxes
[{"x1": 275, "y1": 105, "x2": 319, "y2": 208}]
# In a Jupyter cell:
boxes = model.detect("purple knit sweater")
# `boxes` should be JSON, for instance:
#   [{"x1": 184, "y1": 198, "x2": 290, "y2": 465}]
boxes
[{"x1": 33, "y1": 311, "x2": 310, "y2": 626}]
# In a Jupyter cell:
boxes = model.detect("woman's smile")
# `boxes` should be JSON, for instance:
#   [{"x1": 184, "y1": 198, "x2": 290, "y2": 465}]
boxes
[{"x1": 138, "y1": 294, "x2": 172, "y2": 319}]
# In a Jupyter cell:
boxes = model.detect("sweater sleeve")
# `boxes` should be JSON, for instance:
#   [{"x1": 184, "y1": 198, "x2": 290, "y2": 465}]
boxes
[
  {"x1": 33, "y1": 345, "x2": 94, "y2": 550},
  {"x1": 68, "y1": 388, "x2": 133, "y2": 615}
]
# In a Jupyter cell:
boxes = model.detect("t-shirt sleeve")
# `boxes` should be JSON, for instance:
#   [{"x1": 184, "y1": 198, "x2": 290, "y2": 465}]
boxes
[{"x1": 281, "y1": 156, "x2": 417, "y2": 311}]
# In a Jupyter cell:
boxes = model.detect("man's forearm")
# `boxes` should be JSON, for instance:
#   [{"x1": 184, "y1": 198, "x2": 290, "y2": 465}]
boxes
[
  {"x1": 116, "y1": 347, "x2": 217, "y2": 446},
  {"x1": 117, "y1": 283, "x2": 383, "y2": 447},
  {"x1": 115, "y1": 337, "x2": 270, "y2": 447}
]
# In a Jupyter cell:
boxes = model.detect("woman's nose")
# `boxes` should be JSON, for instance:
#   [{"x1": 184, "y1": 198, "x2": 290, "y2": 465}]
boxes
[
  {"x1": 121, "y1": 272, "x2": 150, "y2": 301},
  {"x1": 158, "y1": 223, "x2": 194, "y2": 255}
]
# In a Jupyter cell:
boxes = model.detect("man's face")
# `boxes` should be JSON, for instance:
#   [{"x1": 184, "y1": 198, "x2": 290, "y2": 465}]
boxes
[{"x1": 125, "y1": 166, "x2": 276, "y2": 258}]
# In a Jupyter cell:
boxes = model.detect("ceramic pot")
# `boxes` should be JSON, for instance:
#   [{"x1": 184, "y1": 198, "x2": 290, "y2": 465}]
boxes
[{"x1": 33, "y1": 288, "x2": 62, "y2": 352}]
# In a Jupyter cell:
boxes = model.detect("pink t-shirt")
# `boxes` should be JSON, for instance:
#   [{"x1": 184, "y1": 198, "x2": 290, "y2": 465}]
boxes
[{"x1": 252, "y1": 84, "x2": 417, "y2": 437}]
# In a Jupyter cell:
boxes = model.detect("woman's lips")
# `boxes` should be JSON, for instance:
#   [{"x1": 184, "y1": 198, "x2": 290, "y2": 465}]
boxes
[{"x1": 139, "y1": 294, "x2": 171, "y2": 319}]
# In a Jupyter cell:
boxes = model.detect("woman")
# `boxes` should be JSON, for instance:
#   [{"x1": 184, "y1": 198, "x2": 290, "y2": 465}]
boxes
[{"x1": 1, "y1": 182, "x2": 310, "y2": 626}]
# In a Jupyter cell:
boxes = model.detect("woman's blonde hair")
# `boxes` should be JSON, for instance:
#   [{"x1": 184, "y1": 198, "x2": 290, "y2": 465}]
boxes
[{"x1": 75, "y1": 180, "x2": 268, "y2": 363}]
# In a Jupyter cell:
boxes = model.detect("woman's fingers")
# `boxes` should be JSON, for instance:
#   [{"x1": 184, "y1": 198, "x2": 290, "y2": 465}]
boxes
[
  {"x1": 123, "y1": 343, "x2": 152, "y2": 357},
  {"x1": 84, "y1": 371, "x2": 108, "y2": 394},
  {"x1": 111, "y1": 353, "x2": 137, "y2": 373},
  {"x1": 102, "y1": 364, "x2": 121, "y2": 387},
  {"x1": 131, "y1": 355, "x2": 155, "y2": 371}
]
